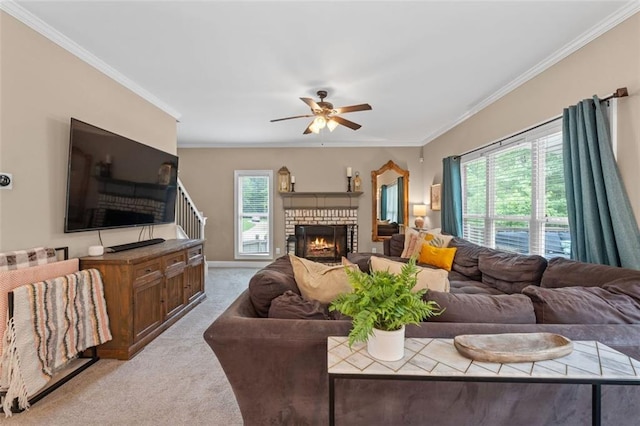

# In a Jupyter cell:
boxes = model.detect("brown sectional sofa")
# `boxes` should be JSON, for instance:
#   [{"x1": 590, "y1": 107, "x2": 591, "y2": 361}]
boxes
[{"x1": 204, "y1": 234, "x2": 640, "y2": 425}]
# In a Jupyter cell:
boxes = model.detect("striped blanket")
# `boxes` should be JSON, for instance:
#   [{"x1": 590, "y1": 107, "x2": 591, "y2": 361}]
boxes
[{"x1": 0, "y1": 269, "x2": 112, "y2": 414}]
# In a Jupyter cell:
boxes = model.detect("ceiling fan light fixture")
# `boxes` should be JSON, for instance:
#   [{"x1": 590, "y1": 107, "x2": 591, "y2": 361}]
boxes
[
  {"x1": 313, "y1": 116, "x2": 327, "y2": 129},
  {"x1": 309, "y1": 121, "x2": 321, "y2": 134},
  {"x1": 272, "y1": 90, "x2": 372, "y2": 135}
]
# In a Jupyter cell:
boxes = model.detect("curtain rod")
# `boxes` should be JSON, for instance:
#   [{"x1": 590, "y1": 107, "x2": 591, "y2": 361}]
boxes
[{"x1": 457, "y1": 87, "x2": 629, "y2": 158}]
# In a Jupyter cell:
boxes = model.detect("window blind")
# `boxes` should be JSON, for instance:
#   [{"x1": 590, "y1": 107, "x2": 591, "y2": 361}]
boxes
[{"x1": 461, "y1": 118, "x2": 570, "y2": 258}]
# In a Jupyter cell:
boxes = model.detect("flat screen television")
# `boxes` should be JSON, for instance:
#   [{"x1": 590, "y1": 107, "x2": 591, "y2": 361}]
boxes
[{"x1": 64, "y1": 118, "x2": 179, "y2": 233}]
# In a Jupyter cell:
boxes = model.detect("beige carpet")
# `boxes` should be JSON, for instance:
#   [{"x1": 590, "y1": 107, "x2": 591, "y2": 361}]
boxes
[{"x1": 4, "y1": 267, "x2": 259, "y2": 426}]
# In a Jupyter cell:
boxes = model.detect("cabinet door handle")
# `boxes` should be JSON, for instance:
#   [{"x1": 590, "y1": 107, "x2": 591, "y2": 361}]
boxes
[{"x1": 145, "y1": 268, "x2": 152, "y2": 273}]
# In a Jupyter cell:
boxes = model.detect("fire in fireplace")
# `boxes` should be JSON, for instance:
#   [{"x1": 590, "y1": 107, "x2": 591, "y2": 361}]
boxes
[{"x1": 294, "y1": 225, "x2": 348, "y2": 263}]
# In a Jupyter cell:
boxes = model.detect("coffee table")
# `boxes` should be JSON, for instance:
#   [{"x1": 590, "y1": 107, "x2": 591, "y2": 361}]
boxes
[{"x1": 328, "y1": 336, "x2": 640, "y2": 426}]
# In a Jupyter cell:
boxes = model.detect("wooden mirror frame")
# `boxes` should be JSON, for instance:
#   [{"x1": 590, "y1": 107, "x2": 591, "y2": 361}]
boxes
[{"x1": 371, "y1": 160, "x2": 409, "y2": 242}]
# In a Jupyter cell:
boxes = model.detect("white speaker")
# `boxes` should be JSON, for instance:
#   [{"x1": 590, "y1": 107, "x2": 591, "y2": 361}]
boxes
[{"x1": 88, "y1": 245, "x2": 104, "y2": 256}]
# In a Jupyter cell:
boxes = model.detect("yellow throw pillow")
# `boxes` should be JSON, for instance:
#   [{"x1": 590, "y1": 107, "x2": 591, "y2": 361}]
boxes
[
  {"x1": 290, "y1": 255, "x2": 354, "y2": 303},
  {"x1": 418, "y1": 245, "x2": 458, "y2": 271},
  {"x1": 370, "y1": 256, "x2": 450, "y2": 293}
]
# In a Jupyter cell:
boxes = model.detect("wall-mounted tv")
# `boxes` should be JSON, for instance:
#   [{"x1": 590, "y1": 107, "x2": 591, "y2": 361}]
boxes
[{"x1": 64, "y1": 118, "x2": 179, "y2": 233}]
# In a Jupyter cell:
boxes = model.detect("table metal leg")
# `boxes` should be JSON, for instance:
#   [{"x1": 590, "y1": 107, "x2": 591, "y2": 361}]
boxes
[
  {"x1": 592, "y1": 384, "x2": 601, "y2": 426},
  {"x1": 329, "y1": 375, "x2": 335, "y2": 426}
]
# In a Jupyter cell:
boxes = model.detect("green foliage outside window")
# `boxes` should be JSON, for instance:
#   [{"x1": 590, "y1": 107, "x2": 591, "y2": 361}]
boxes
[{"x1": 242, "y1": 176, "x2": 268, "y2": 214}]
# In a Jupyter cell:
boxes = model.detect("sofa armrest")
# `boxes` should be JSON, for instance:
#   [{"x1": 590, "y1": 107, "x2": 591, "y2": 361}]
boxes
[{"x1": 203, "y1": 289, "x2": 352, "y2": 425}]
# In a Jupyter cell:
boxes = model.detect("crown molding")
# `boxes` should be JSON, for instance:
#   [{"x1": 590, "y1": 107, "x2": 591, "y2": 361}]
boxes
[
  {"x1": 0, "y1": 0, "x2": 182, "y2": 120},
  {"x1": 422, "y1": 1, "x2": 640, "y2": 145},
  {"x1": 178, "y1": 139, "x2": 423, "y2": 149}
]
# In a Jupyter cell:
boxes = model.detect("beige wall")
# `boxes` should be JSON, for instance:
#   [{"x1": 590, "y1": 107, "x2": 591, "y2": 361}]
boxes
[
  {"x1": 177, "y1": 147, "x2": 424, "y2": 261},
  {"x1": 0, "y1": 12, "x2": 177, "y2": 257},
  {"x1": 422, "y1": 12, "x2": 640, "y2": 229}
]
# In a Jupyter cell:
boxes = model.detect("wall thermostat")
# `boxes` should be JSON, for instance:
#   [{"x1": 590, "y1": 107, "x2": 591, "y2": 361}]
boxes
[{"x1": 0, "y1": 173, "x2": 12, "y2": 190}]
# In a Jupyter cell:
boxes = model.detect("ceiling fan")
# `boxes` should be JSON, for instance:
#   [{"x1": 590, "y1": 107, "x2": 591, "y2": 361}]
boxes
[{"x1": 271, "y1": 90, "x2": 372, "y2": 135}]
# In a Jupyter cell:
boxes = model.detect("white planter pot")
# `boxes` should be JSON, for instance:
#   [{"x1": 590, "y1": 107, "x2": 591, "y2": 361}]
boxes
[{"x1": 367, "y1": 325, "x2": 405, "y2": 361}]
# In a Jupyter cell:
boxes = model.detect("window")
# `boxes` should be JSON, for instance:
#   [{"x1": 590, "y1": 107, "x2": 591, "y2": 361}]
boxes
[
  {"x1": 234, "y1": 170, "x2": 273, "y2": 259},
  {"x1": 461, "y1": 119, "x2": 570, "y2": 259}
]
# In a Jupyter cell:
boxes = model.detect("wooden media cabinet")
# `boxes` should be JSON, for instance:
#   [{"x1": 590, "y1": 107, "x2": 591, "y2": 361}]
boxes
[{"x1": 80, "y1": 239, "x2": 206, "y2": 360}]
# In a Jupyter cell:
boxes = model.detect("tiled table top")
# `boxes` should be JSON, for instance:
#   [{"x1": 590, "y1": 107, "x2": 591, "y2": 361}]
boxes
[{"x1": 328, "y1": 336, "x2": 640, "y2": 381}]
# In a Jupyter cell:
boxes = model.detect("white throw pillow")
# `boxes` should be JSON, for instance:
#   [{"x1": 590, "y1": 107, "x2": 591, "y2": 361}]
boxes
[
  {"x1": 370, "y1": 256, "x2": 450, "y2": 293},
  {"x1": 289, "y1": 255, "x2": 355, "y2": 303},
  {"x1": 424, "y1": 231, "x2": 453, "y2": 248},
  {"x1": 401, "y1": 228, "x2": 432, "y2": 258}
]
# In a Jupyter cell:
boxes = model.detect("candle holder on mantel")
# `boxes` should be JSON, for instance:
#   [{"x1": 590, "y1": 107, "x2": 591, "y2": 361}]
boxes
[
  {"x1": 347, "y1": 176, "x2": 352, "y2": 192},
  {"x1": 290, "y1": 182, "x2": 296, "y2": 192}
]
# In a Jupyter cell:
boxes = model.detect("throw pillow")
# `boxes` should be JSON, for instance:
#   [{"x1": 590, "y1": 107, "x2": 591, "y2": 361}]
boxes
[
  {"x1": 268, "y1": 290, "x2": 329, "y2": 320},
  {"x1": 418, "y1": 245, "x2": 457, "y2": 271},
  {"x1": 522, "y1": 285, "x2": 640, "y2": 324},
  {"x1": 290, "y1": 255, "x2": 355, "y2": 303},
  {"x1": 401, "y1": 233, "x2": 426, "y2": 259},
  {"x1": 425, "y1": 292, "x2": 536, "y2": 324},
  {"x1": 370, "y1": 256, "x2": 450, "y2": 292},
  {"x1": 423, "y1": 232, "x2": 453, "y2": 248},
  {"x1": 400, "y1": 227, "x2": 421, "y2": 258}
]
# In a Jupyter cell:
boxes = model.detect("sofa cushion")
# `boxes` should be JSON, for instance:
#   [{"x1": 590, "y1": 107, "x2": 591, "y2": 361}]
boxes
[
  {"x1": 290, "y1": 255, "x2": 355, "y2": 303},
  {"x1": 418, "y1": 245, "x2": 457, "y2": 271},
  {"x1": 370, "y1": 256, "x2": 450, "y2": 292},
  {"x1": 268, "y1": 290, "x2": 329, "y2": 320},
  {"x1": 248, "y1": 255, "x2": 300, "y2": 318},
  {"x1": 541, "y1": 257, "x2": 640, "y2": 289},
  {"x1": 425, "y1": 292, "x2": 536, "y2": 324},
  {"x1": 385, "y1": 233, "x2": 406, "y2": 257},
  {"x1": 449, "y1": 278, "x2": 505, "y2": 295},
  {"x1": 522, "y1": 284, "x2": 640, "y2": 324},
  {"x1": 346, "y1": 252, "x2": 373, "y2": 273},
  {"x1": 478, "y1": 251, "x2": 547, "y2": 294},
  {"x1": 448, "y1": 238, "x2": 492, "y2": 281}
]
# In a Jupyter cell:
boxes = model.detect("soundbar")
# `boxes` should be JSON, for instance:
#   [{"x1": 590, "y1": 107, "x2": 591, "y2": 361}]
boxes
[{"x1": 106, "y1": 238, "x2": 166, "y2": 253}]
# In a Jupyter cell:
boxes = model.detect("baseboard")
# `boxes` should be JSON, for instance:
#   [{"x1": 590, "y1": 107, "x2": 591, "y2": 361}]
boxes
[{"x1": 207, "y1": 260, "x2": 270, "y2": 268}]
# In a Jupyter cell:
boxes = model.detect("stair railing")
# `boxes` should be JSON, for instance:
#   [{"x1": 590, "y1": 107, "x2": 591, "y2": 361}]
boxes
[{"x1": 176, "y1": 178, "x2": 207, "y2": 240}]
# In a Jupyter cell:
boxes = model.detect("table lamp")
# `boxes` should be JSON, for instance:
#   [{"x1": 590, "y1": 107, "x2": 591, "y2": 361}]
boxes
[{"x1": 413, "y1": 204, "x2": 427, "y2": 229}]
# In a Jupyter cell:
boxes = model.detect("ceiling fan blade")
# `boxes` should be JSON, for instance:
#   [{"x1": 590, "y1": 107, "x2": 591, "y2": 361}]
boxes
[
  {"x1": 270, "y1": 114, "x2": 314, "y2": 122},
  {"x1": 303, "y1": 121, "x2": 314, "y2": 135},
  {"x1": 335, "y1": 103, "x2": 372, "y2": 114},
  {"x1": 332, "y1": 115, "x2": 362, "y2": 131},
  {"x1": 300, "y1": 97, "x2": 321, "y2": 111}
]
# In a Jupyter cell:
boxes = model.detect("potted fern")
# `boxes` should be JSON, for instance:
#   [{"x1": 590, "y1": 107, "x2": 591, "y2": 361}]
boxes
[{"x1": 330, "y1": 257, "x2": 443, "y2": 361}]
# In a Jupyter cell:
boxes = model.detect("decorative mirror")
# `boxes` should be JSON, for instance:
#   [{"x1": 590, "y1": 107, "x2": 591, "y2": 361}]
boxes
[{"x1": 371, "y1": 160, "x2": 409, "y2": 241}]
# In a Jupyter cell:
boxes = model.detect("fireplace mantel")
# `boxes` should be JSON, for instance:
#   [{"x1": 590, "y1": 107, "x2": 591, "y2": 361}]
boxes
[
  {"x1": 280, "y1": 191, "x2": 363, "y2": 198},
  {"x1": 280, "y1": 192, "x2": 362, "y2": 209}
]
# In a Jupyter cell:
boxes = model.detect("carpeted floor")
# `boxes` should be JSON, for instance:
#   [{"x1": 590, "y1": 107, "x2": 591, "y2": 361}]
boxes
[{"x1": 4, "y1": 267, "x2": 259, "y2": 426}]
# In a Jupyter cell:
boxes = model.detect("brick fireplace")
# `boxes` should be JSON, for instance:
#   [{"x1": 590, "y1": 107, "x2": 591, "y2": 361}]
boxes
[{"x1": 285, "y1": 208, "x2": 358, "y2": 261}]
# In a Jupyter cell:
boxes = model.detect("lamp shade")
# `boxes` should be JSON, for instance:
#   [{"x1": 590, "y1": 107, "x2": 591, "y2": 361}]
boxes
[{"x1": 413, "y1": 204, "x2": 428, "y2": 217}]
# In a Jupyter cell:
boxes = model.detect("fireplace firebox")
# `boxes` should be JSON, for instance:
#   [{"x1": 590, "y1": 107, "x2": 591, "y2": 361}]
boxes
[{"x1": 295, "y1": 225, "x2": 348, "y2": 263}]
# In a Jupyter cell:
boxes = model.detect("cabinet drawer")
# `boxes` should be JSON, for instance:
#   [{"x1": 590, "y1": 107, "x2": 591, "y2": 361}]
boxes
[
  {"x1": 164, "y1": 252, "x2": 186, "y2": 276},
  {"x1": 188, "y1": 245, "x2": 204, "y2": 265},
  {"x1": 133, "y1": 260, "x2": 163, "y2": 285}
]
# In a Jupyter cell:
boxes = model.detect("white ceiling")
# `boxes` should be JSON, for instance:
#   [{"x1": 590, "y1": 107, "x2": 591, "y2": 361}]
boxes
[{"x1": 6, "y1": 1, "x2": 638, "y2": 148}]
